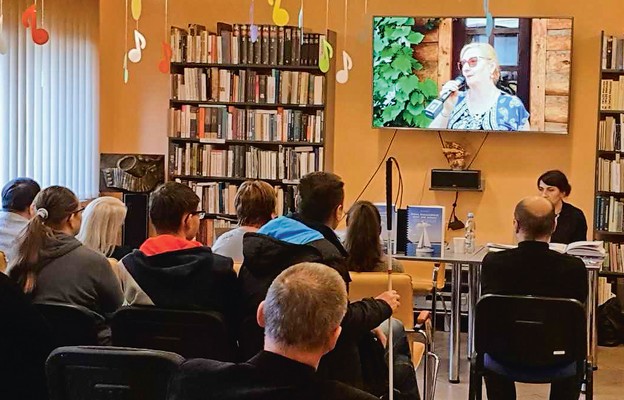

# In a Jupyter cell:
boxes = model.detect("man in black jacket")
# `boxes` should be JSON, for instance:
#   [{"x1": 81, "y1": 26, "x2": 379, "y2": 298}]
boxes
[
  {"x1": 481, "y1": 196, "x2": 588, "y2": 400},
  {"x1": 168, "y1": 263, "x2": 378, "y2": 400},
  {"x1": 239, "y1": 172, "x2": 406, "y2": 395}
]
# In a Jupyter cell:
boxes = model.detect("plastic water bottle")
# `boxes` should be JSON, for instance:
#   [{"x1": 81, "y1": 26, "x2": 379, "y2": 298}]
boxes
[{"x1": 465, "y1": 212, "x2": 476, "y2": 254}]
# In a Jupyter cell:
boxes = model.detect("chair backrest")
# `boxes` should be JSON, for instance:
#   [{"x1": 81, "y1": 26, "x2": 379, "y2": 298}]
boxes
[
  {"x1": 475, "y1": 294, "x2": 586, "y2": 368},
  {"x1": 34, "y1": 302, "x2": 101, "y2": 347},
  {"x1": 401, "y1": 260, "x2": 445, "y2": 293},
  {"x1": 349, "y1": 272, "x2": 414, "y2": 329},
  {"x1": 111, "y1": 306, "x2": 235, "y2": 361},
  {"x1": 46, "y1": 346, "x2": 184, "y2": 400}
]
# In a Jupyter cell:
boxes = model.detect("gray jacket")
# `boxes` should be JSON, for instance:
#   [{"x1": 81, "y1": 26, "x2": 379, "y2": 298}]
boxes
[{"x1": 0, "y1": 211, "x2": 28, "y2": 263}]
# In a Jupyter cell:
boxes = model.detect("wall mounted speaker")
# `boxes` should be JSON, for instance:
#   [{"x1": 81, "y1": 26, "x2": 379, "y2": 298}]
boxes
[{"x1": 430, "y1": 169, "x2": 483, "y2": 191}]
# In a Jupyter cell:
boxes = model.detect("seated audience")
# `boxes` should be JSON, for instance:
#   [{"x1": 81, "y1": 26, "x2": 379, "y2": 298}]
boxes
[
  {"x1": 0, "y1": 272, "x2": 54, "y2": 400},
  {"x1": 537, "y1": 170, "x2": 587, "y2": 244},
  {"x1": 345, "y1": 200, "x2": 404, "y2": 273},
  {"x1": 213, "y1": 180, "x2": 276, "y2": 263},
  {"x1": 8, "y1": 186, "x2": 123, "y2": 343},
  {"x1": 77, "y1": 196, "x2": 132, "y2": 261},
  {"x1": 116, "y1": 182, "x2": 237, "y2": 322},
  {"x1": 239, "y1": 172, "x2": 415, "y2": 397},
  {"x1": 0, "y1": 178, "x2": 40, "y2": 263},
  {"x1": 168, "y1": 262, "x2": 378, "y2": 400},
  {"x1": 481, "y1": 196, "x2": 588, "y2": 400}
]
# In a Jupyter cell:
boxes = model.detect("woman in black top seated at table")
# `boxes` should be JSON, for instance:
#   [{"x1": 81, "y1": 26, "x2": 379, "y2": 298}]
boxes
[{"x1": 537, "y1": 170, "x2": 587, "y2": 244}]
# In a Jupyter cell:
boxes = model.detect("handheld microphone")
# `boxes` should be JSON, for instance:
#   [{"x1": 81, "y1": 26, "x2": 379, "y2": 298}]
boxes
[
  {"x1": 385, "y1": 158, "x2": 393, "y2": 231},
  {"x1": 424, "y1": 75, "x2": 466, "y2": 119}
]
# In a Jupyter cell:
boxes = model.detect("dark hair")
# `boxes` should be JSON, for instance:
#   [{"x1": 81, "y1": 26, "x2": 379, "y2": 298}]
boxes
[
  {"x1": 537, "y1": 170, "x2": 571, "y2": 196},
  {"x1": 9, "y1": 186, "x2": 79, "y2": 293},
  {"x1": 149, "y1": 182, "x2": 199, "y2": 233},
  {"x1": 297, "y1": 172, "x2": 344, "y2": 223},
  {"x1": 1, "y1": 178, "x2": 41, "y2": 212},
  {"x1": 345, "y1": 201, "x2": 383, "y2": 272},
  {"x1": 235, "y1": 180, "x2": 276, "y2": 227},
  {"x1": 514, "y1": 199, "x2": 556, "y2": 239}
]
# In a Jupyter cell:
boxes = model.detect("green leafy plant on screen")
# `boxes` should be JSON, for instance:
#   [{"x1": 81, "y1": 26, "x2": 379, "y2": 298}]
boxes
[{"x1": 373, "y1": 17, "x2": 440, "y2": 128}]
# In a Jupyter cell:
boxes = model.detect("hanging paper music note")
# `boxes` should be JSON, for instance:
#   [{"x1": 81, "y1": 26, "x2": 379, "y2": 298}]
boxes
[
  {"x1": 483, "y1": 0, "x2": 493, "y2": 38},
  {"x1": 268, "y1": 0, "x2": 289, "y2": 26},
  {"x1": 319, "y1": 37, "x2": 333, "y2": 73},
  {"x1": 158, "y1": 41, "x2": 173, "y2": 73},
  {"x1": 298, "y1": 1, "x2": 303, "y2": 30},
  {"x1": 249, "y1": 0, "x2": 258, "y2": 43},
  {"x1": 123, "y1": 54, "x2": 129, "y2": 83},
  {"x1": 0, "y1": 15, "x2": 7, "y2": 55},
  {"x1": 128, "y1": 29, "x2": 146, "y2": 63},
  {"x1": 336, "y1": 51, "x2": 353, "y2": 84},
  {"x1": 21, "y1": 4, "x2": 49, "y2": 45},
  {"x1": 131, "y1": 0, "x2": 142, "y2": 21}
]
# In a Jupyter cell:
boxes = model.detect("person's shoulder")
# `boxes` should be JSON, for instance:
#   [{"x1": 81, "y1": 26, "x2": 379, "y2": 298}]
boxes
[
  {"x1": 71, "y1": 244, "x2": 111, "y2": 267},
  {"x1": 317, "y1": 380, "x2": 379, "y2": 400},
  {"x1": 563, "y1": 202, "x2": 585, "y2": 217},
  {"x1": 173, "y1": 358, "x2": 247, "y2": 392}
]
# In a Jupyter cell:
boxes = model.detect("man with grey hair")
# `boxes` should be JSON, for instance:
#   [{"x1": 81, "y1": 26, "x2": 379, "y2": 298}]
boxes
[
  {"x1": 481, "y1": 196, "x2": 588, "y2": 400},
  {"x1": 168, "y1": 262, "x2": 377, "y2": 400}
]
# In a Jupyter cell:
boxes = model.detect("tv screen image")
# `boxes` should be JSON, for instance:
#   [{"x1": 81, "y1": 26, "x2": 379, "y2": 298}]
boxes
[{"x1": 372, "y1": 17, "x2": 573, "y2": 133}]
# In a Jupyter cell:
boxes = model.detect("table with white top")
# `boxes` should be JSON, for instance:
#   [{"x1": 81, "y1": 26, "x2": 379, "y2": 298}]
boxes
[{"x1": 398, "y1": 246, "x2": 601, "y2": 383}]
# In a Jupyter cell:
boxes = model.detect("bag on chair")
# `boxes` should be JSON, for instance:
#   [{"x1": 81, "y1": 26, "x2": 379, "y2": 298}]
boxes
[{"x1": 597, "y1": 297, "x2": 624, "y2": 347}]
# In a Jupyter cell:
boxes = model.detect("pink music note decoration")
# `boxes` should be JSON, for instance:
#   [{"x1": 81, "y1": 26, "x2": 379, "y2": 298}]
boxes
[
  {"x1": 21, "y1": 4, "x2": 49, "y2": 45},
  {"x1": 336, "y1": 51, "x2": 353, "y2": 84},
  {"x1": 249, "y1": 0, "x2": 258, "y2": 43},
  {"x1": 128, "y1": 29, "x2": 147, "y2": 63},
  {"x1": 159, "y1": 41, "x2": 173, "y2": 73}
]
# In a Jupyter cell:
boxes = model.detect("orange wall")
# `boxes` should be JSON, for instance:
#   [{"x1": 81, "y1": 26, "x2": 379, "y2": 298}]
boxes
[{"x1": 100, "y1": 0, "x2": 624, "y2": 243}]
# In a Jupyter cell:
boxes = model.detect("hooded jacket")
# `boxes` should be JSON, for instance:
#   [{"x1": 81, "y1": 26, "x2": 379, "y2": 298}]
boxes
[
  {"x1": 238, "y1": 214, "x2": 392, "y2": 389},
  {"x1": 117, "y1": 235, "x2": 237, "y2": 325}
]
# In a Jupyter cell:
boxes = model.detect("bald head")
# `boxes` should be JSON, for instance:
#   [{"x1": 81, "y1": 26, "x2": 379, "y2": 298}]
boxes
[{"x1": 514, "y1": 196, "x2": 556, "y2": 241}]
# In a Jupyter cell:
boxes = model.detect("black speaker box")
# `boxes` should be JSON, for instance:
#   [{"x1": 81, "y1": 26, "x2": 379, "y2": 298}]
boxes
[
  {"x1": 122, "y1": 193, "x2": 149, "y2": 248},
  {"x1": 430, "y1": 169, "x2": 482, "y2": 191}
]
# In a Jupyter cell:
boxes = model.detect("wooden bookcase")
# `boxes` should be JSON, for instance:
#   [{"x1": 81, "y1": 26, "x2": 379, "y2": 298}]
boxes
[{"x1": 167, "y1": 23, "x2": 336, "y2": 245}]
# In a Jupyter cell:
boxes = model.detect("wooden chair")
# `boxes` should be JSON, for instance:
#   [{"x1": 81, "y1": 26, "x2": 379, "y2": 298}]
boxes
[
  {"x1": 401, "y1": 260, "x2": 446, "y2": 339},
  {"x1": 349, "y1": 271, "x2": 440, "y2": 400}
]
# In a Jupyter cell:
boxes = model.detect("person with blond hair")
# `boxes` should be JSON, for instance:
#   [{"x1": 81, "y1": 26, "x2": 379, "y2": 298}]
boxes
[
  {"x1": 212, "y1": 180, "x2": 276, "y2": 263},
  {"x1": 168, "y1": 263, "x2": 377, "y2": 400},
  {"x1": 428, "y1": 42, "x2": 530, "y2": 131},
  {"x1": 77, "y1": 196, "x2": 132, "y2": 261}
]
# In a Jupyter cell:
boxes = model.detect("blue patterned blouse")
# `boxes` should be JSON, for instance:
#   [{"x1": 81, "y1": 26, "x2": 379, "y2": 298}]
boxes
[{"x1": 448, "y1": 91, "x2": 530, "y2": 131}]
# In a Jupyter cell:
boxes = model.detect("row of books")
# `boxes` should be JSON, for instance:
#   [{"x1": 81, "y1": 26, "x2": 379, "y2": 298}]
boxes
[
  {"x1": 196, "y1": 218, "x2": 236, "y2": 247},
  {"x1": 598, "y1": 115, "x2": 624, "y2": 151},
  {"x1": 597, "y1": 156, "x2": 624, "y2": 193},
  {"x1": 169, "y1": 142, "x2": 324, "y2": 181},
  {"x1": 168, "y1": 106, "x2": 323, "y2": 143},
  {"x1": 603, "y1": 241, "x2": 624, "y2": 273},
  {"x1": 602, "y1": 35, "x2": 624, "y2": 70},
  {"x1": 171, "y1": 23, "x2": 324, "y2": 66},
  {"x1": 595, "y1": 195, "x2": 624, "y2": 232},
  {"x1": 600, "y1": 78, "x2": 624, "y2": 110},
  {"x1": 598, "y1": 277, "x2": 614, "y2": 306},
  {"x1": 172, "y1": 68, "x2": 324, "y2": 105}
]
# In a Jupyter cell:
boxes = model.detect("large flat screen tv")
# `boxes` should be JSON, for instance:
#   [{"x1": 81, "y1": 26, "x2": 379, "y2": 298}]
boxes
[{"x1": 372, "y1": 17, "x2": 573, "y2": 134}]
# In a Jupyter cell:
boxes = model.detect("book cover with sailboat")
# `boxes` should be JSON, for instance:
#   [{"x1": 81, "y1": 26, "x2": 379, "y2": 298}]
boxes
[{"x1": 406, "y1": 205, "x2": 445, "y2": 257}]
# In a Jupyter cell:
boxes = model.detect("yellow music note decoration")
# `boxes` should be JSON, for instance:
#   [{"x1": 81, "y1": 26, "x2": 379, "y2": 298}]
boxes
[
  {"x1": 131, "y1": 0, "x2": 142, "y2": 21},
  {"x1": 128, "y1": 29, "x2": 147, "y2": 63},
  {"x1": 336, "y1": 51, "x2": 353, "y2": 84},
  {"x1": 319, "y1": 38, "x2": 333, "y2": 73},
  {"x1": 268, "y1": 0, "x2": 289, "y2": 26}
]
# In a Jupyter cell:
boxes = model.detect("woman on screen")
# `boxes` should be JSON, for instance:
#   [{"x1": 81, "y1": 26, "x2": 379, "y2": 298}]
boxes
[
  {"x1": 428, "y1": 42, "x2": 530, "y2": 131},
  {"x1": 537, "y1": 170, "x2": 587, "y2": 244}
]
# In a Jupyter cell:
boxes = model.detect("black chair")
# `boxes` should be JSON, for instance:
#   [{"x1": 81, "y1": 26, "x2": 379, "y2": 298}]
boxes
[
  {"x1": 469, "y1": 294, "x2": 592, "y2": 400},
  {"x1": 46, "y1": 346, "x2": 184, "y2": 400},
  {"x1": 111, "y1": 306, "x2": 235, "y2": 361},
  {"x1": 34, "y1": 302, "x2": 102, "y2": 347}
]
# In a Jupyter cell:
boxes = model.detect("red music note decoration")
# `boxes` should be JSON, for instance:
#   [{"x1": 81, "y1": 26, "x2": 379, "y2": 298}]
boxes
[
  {"x1": 21, "y1": 4, "x2": 49, "y2": 45},
  {"x1": 158, "y1": 41, "x2": 173, "y2": 73}
]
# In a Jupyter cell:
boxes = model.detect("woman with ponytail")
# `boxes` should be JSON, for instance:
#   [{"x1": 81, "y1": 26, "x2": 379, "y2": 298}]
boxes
[
  {"x1": 344, "y1": 200, "x2": 404, "y2": 273},
  {"x1": 8, "y1": 186, "x2": 123, "y2": 343}
]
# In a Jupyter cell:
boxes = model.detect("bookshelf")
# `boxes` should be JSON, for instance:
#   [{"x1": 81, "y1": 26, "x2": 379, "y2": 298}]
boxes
[
  {"x1": 167, "y1": 22, "x2": 336, "y2": 245},
  {"x1": 595, "y1": 31, "x2": 624, "y2": 283}
]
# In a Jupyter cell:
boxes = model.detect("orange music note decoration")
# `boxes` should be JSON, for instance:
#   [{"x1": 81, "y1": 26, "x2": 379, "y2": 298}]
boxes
[
  {"x1": 319, "y1": 38, "x2": 333, "y2": 73},
  {"x1": 131, "y1": 0, "x2": 142, "y2": 21},
  {"x1": 158, "y1": 41, "x2": 173, "y2": 73},
  {"x1": 21, "y1": 4, "x2": 49, "y2": 45},
  {"x1": 268, "y1": 0, "x2": 289, "y2": 26},
  {"x1": 336, "y1": 51, "x2": 353, "y2": 84},
  {"x1": 128, "y1": 29, "x2": 147, "y2": 63}
]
